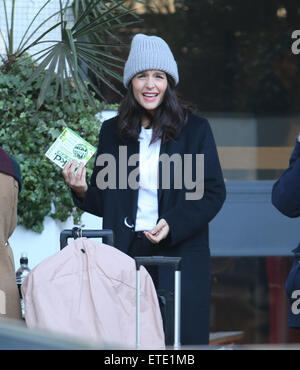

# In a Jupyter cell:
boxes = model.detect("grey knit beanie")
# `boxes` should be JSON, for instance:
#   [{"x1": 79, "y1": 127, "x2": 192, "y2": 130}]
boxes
[{"x1": 123, "y1": 33, "x2": 179, "y2": 88}]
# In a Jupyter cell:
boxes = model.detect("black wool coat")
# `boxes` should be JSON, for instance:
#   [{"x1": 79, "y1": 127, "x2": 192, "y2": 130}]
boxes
[
  {"x1": 272, "y1": 138, "x2": 300, "y2": 328},
  {"x1": 72, "y1": 112, "x2": 226, "y2": 345}
]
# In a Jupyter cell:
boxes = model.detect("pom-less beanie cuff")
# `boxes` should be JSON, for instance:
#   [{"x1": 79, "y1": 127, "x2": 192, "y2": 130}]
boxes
[{"x1": 123, "y1": 33, "x2": 179, "y2": 88}]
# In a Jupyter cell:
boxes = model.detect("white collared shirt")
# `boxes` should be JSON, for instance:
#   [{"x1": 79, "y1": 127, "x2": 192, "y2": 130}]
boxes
[{"x1": 135, "y1": 126, "x2": 161, "y2": 231}]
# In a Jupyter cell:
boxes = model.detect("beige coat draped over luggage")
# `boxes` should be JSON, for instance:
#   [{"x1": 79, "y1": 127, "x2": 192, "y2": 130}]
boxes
[{"x1": 22, "y1": 238, "x2": 165, "y2": 349}]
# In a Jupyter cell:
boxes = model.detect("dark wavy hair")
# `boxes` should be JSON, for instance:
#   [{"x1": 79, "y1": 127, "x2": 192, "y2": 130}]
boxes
[{"x1": 117, "y1": 75, "x2": 190, "y2": 144}]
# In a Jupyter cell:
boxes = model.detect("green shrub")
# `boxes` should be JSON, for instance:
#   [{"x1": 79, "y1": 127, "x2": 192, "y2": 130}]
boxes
[{"x1": 0, "y1": 58, "x2": 118, "y2": 233}]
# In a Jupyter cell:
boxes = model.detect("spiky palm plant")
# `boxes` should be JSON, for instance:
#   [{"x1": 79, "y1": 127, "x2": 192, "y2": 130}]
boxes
[{"x1": 0, "y1": 0, "x2": 143, "y2": 109}]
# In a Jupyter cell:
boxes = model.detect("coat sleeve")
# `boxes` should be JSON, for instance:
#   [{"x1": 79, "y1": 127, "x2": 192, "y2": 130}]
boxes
[
  {"x1": 71, "y1": 122, "x2": 107, "y2": 217},
  {"x1": 160, "y1": 118, "x2": 226, "y2": 246},
  {"x1": 272, "y1": 139, "x2": 300, "y2": 218}
]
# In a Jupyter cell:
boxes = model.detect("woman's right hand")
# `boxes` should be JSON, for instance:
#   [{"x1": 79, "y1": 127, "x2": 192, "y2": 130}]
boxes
[{"x1": 62, "y1": 160, "x2": 88, "y2": 199}]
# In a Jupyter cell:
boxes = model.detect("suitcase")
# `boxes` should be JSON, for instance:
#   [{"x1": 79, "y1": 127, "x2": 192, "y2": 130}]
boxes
[
  {"x1": 157, "y1": 288, "x2": 175, "y2": 346},
  {"x1": 59, "y1": 227, "x2": 181, "y2": 349},
  {"x1": 135, "y1": 256, "x2": 182, "y2": 350},
  {"x1": 60, "y1": 227, "x2": 114, "y2": 250}
]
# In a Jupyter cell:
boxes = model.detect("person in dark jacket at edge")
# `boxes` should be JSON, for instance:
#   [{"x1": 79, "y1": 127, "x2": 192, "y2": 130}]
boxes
[
  {"x1": 62, "y1": 34, "x2": 226, "y2": 346},
  {"x1": 0, "y1": 147, "x2": 22, "y2": 321},
  {"x1": 272, "y1": 134, "x2": 300, "y2": 329}
]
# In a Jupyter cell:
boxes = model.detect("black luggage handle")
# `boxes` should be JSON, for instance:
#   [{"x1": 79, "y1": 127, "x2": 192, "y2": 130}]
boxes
[
  {"x1": 60, "y1": 227, "x2": 114, "y2": 249},
  {"x1": 135, "y1": 256, "x2": 181, "y2": 271},
  {"x1": 135, "y1": 255, "x2": 182, "y2": 349}
]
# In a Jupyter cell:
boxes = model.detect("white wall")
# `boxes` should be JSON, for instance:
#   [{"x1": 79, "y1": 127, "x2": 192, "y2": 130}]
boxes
[
  {"x1": 10, "y1": 212, "x2": 103, "y2": 270},
  {"x1": 0, "y1": 0, "x2": 69, "y2": 59}
]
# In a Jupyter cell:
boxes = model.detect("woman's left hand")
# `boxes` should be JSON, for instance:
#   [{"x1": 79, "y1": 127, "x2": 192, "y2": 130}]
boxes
[{"x1": 143, "y1": 218, "x2": 170, "y2": 244}]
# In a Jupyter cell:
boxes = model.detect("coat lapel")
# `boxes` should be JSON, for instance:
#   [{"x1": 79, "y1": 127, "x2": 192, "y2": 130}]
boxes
[
  {"x1": 158, "y1": 140, "x2": 168, "y2": 209},
  {"x1": 158, "y1": 136, "x2": 180, "y2": 212},
  {"x1": 121, "y1": 137, "x2": 140, "y2": 227}
]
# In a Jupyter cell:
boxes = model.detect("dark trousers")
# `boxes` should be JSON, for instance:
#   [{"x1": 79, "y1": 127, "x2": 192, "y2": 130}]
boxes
[{"x1": 128, "y1": 231, "x2": 159, "y2": 288}]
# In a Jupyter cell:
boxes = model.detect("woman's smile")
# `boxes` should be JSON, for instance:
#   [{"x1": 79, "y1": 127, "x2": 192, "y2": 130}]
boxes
[{"x1": 142, "y1": 92, "x2": 159, "y2": 102}]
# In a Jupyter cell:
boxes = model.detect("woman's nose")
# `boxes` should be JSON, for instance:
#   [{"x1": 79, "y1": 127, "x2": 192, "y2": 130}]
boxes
[{"x1": 145, "y1": 77, "x2": 155, "y2": 89}]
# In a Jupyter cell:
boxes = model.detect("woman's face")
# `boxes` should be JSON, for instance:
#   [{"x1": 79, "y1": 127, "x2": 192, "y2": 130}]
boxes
[{"x1": 131, "y1": 70, "x2": 168, "y2": 114}]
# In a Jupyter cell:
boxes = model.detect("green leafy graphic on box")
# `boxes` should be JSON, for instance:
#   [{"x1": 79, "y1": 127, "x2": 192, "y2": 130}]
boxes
[
  {"x1": 73, "y1": 144, "x2": 88, "y2": 160},
  {"x1": 45, "y1": 127, "x2": 96, "y2": 169}
]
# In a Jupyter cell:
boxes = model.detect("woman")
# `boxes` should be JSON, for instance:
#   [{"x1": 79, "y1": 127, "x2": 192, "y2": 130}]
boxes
[{"x1": 62, "y1": 34, "x2": 226, "y2": 345}]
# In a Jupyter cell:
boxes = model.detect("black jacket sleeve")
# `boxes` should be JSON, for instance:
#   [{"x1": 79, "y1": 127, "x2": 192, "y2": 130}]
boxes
[
  {"x1": 272, "y1": 138, "x2": 300, "y2": 218},
  {"x1": 71, "y1": 122, "x2": 107, "y2": 217},
  {"x1": 160, "y1": 118, "x2": 226, "y2": 246}
]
